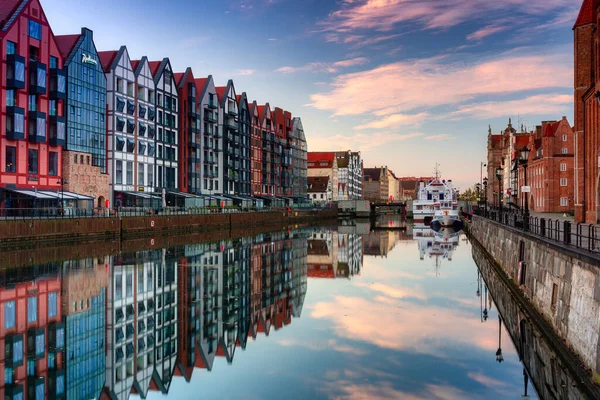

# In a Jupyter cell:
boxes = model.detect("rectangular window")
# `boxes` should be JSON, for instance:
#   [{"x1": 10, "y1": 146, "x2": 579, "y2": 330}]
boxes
[
  {"x1": 27, "y1": 297, "x2": 37, "y2": 323},
  {"x1": 49, "y1": 56, "x2": 57, "y2": 69},
  {"x1": 28, "y1": 20, "x2": 42, "y2": 40},
  {"x1": 116, "y1": 160, "x2": 123, "y2": 184},
  {"x1": 6, "y1": 41, "x2": 16, "y2": 55},
  {"x1": 48, "y1": 292, "x2": 58, "y2": 318},
  {"x1": 6, "y1": 90, "x2": 15, "y2": 107},
  {"x1": 49, "y1": 152, "x2": 58, "y2": 176},
  {"x1": 560, "y1": 198, "x2": 568, "y2": 206},
  {"x1": 115, "y1": 273, "x2": 122, "y2": 300},
  {"x1": 138, "y1": 163, "x2": 144, "y2": 186},
  {"x1": 560, "y1": 163, "x2": 567, "y2": 172},
  {"x1": 49, "y1": 99, "x2": 56, "y2": 116},
  {"x1": 4, "y1": 301, "x2": 16, "y2": 329},
  {"x1": 562, "y1": 148, "x2": 568, "y2": 154},
  {"x1": 126, "y1": 162, "x2": 133, "y2": 185},
  {"x1": 147, "y1": 167, "x2": 154, "y2": 188},
  {"x1": 560, "y1": 178, "x2": 567, "y2": 187},
  {"x1": 28, "y1": 149, "x2": 38, "y2": 174},
  {"x1": 28, "y1": 95, "x2": 37, "y2": 111},
  {"x1": 126, "y1": 272, "x2": 133, "y2": 297},
  {"x1": 5, "y1": 146, "x2": 16, "y2": 173}
]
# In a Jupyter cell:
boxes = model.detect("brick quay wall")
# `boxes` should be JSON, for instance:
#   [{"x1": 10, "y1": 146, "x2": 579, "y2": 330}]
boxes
[
  {"x1": 466, "y1": 216, "x2": 600, "y2": 383},
  {"x1": 0, "y1": 209, "x2": 338, "y2": 245}
]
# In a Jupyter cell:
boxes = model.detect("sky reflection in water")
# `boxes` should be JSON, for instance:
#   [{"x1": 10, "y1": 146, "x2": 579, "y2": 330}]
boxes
[{"x1": 140, "y1": 225, "x2": 534, "y2": 400}]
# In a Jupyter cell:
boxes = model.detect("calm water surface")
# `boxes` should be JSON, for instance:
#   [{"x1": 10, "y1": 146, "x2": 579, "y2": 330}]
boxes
[{"x1": 2, "y1": 219, "x2": 545, "y2": 400}]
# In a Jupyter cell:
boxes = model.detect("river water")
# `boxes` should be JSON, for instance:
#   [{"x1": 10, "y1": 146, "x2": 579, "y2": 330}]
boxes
[{"x1": 2, "y1": 218, "x2": 558, "y2": 399}]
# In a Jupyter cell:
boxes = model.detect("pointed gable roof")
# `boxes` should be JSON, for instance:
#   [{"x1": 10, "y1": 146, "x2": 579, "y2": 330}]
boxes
[
  {"x1": 195, "y1": 76, "x2": 212, "y2": 102},
  {"x1": 98, "y1": 50, "x2": 119, "y2": 72},
  {"x1": 130, "y1": 59, "x2": 140, "y2": 71},
  {"x1": 148, "y1": 60, "x2": 161, "y2": 76},
  {"x1": 574, "y1": 0, "x2": 597, "y2": 29},
  {"x1": 543, "y1": 121, "x2": 560, "y2": 138},
  {"x1": 55, "y1": 34, "x2": 80, "y2": 58},
  {"x1": 174, "y1": 72, "x2": 184, "y2": 86},
  {"x1": 0, "y1": 0, "x2": 24, "y2": 32},
  {"x1": 215, "y1": 86, "x2": 227, "y2": 104}
]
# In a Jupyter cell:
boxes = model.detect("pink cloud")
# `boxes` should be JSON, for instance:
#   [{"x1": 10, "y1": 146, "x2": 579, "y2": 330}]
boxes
[
  {"x1": 307, "y1": 132, "x2": 424, "y2": 151},
  {"x1": 425, "y1": 134, "x2": 455, "y2": 141},
  {"x1": 467, "y1": 25, "x2": 507, "y2": 41},
  {"x1": 321, "y1": 0, "x2": 577, "y2": 35},
  {"x1": 355, "y1": 112, "x2": 428, "y2": 130},
  {"x1": 451, "y1": 94, "x2": 572, "y2": 119},
  {"x1": 308, "y1": 52, "x2": 571, "y2": 117},
  {"x1": 276, "y1": 57, "x2": 369, "y2": 74}
]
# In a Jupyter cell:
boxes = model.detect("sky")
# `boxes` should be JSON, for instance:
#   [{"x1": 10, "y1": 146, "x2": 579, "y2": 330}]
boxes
[{"x1": 43, "y1": 0, "x2": 580, "y2": 191}]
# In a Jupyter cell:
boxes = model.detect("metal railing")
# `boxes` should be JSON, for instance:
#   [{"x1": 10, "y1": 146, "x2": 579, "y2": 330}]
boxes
[{"x1": 473, "y1": 207, "x2": 600, "y2": 254}]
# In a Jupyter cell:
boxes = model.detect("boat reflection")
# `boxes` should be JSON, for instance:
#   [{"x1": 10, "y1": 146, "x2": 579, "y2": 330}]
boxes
[{"x1": 413, "y1": 223, "x2": 462, "y2": 270}]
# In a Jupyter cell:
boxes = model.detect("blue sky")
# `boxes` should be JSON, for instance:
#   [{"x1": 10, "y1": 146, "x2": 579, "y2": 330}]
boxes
[{"x1": 44, "y1": 0, "x2": 579, "y2": 190}]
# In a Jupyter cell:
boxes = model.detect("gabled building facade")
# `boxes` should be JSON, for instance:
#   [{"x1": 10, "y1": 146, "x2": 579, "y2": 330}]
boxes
[
  {"x1": 216, "y1": 81, "x2": 240, "y2": 195},
  {"x1": 307, "y1": 175, "x2": 332, "y2": 203},
  {"x1": 0, "y1": 0, "x2": 67, "y2": 210},
  {"x1": 151, "y1": 58, "x2": 178, "y2": 191},
  {"x1": 100, "y1": 46, "x2": 136, "y2": 207},
  {"x1": 308, "y1": 152, "x2": 338, "y2": 201},
  {"x1": 174, "y1": 68, "x2": 197, "y2": 194},
  {"x1": 259, "y1": 104, "x2": 275, "y2": 196},
  {"x1": 249, "y1": 100, "x2": 262, "y2": 196},
  {"x1": 131, "y1": 57, "x2": 157, "y2": 194},
  {"x1": 291, "y1": 117, "x2": 308, "y2": 199},
  {"x1": 56, "y1": 27, "x2": 110, "y2": 209},
  {"x1": 197, "y1": 76, "x2": 221, "y2": 195},
  {"x1": 335, "y1": 150, "x2": 362, "y2": 200},
  {"x1": 362, "y1": 167, "x2": 388, "y2": 201},
  {"x1": 237, "y1": 92, "x2": 251, "y2": 195}
]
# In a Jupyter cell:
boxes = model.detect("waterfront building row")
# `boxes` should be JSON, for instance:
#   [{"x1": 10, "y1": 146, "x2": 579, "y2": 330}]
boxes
[
  {"x1": 0, "y1": 230, "x2": 309, "y2": 400},
  {"x1": 307, "y1": 151, "x2": 363, "y2": 202},
  {"x1": 486, "y1": 117, "x2": 575, "y2": 214},
  {"x1": 0, "y1": 0, "x2": 308, "y2": 214}
]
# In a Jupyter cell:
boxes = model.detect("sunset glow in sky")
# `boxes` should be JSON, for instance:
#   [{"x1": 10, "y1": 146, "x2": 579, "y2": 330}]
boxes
[{"x1": 43, "y1": 0, "x2": 579, "y2": 189}]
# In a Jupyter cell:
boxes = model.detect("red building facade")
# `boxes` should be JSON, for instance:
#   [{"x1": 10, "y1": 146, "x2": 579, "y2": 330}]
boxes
[
  {"x1": 174, "y1": 68, "x2": 197, "y2": 194},
  {"x1": 0, "y1": 267, "x2": 64, "y2": 400},
  {"x1": 517, "y1": 118, "x2": 575, "y2": 213},
  {"x1": 574, "y1": 0, "x2": 600, "y2": 223},
  {"x1": 258, "y1": 104, "x2": 275, "y2": 196},
  {"x1": 0, "y1": 0, "x2": 66, "y2": 209},
  {"x1": 249, "y1": 100, "x2": 262, "y2": 196}
]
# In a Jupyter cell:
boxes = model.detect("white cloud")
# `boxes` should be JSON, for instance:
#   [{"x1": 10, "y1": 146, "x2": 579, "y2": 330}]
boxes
[
  {"x1": 276, "y1": 57, "x2": 369, "y2": 74},
  {"x1": 425, "y1": 134, "x2": 455, "y2": 140},
  {"x1": 307, "y1": 132, "x2": 424, "y2": 151},
  {"x1": 355, "y1": 112, "x2": 428, "y2": 130},
  {"x1": 451, "y1": 94, "x2": 572, "y2": 119},
  {"x1": 236, "y1": 69, "x2": 255, "y2": 76}
]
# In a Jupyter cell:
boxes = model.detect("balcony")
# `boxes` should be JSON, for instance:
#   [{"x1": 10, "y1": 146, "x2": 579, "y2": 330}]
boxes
[
  {"x1": 6, "y1": 54, "x2": 26, "y2": 89},
  {"x1": 6, "y1": 106, "x2": 25, "y2": 141},
  {"x1": 207, "y1": 100, "x2": 218, "y2": 109},
  {"x1": 5, "y1": 334, "x2": 24, "y2": 367},
  {"x1": 27, "y1": 327, "x2": 45, "y2": 360},
  {"x1": 49, "y1": 68, "x2": 66, "y2": 100},
  {"x1": 188, "y1": 103, "x2": 198, "y2": 118},
  {"x1": 225, "y1": 117, "x2": 238, "y2": 131},
  {"x1": 28, "y1": 111, "x2": 47, "y2": 144},
  {"x1": 49, "y1": 116, "x2": 66, "y2": 147},
  {"x1": 204, "y1": 142, "x2": 213, "y2": 151},
  {"x1": 204, "y1": 113, "x2": 218, "y2": 123},
  {"x1": 48, "y1": 369, "x2": 65, "y2": 399},
  {"x1": 227, "y1": 108, "x2": 238, "y2": 117},
  {"x1": 29, "y1": 61, "x2": 47, "y2": 95}
]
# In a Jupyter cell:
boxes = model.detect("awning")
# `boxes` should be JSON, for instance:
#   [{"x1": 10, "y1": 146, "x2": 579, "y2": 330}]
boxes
[
  {"x1": 4, "y1": 188, "x2": 93, "y2": 200},
  {"x1": 116, "y1": 191, "x2": 161, "y2": 200}
]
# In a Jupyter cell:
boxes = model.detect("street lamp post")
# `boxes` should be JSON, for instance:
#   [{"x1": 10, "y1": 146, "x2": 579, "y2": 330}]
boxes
[
  {"x1": 496, "y1": 316, "x2": 504, "y2": 363},
  {"x1": 483, "y1": 177, "x2": 488, "y2": 215},
  {"x1": 495, "y1": 167, "x2": 502, "y2": 211},
  {"x1": 480, "y1": 162, "x2": 486, "y2": 190},
  {"x1": 475, "y1": 183, "x2": 481, "y2": 214},
  {"x1": 519, "y1": 146, "x2": 531, "y2": 231}
]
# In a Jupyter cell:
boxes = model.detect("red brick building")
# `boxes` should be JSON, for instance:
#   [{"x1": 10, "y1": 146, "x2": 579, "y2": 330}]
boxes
[
  {"x1": 574, "y1": 0, "x2": 600, "y2": 222},
  {"x1": 174, "y1": 67, "x2": 197, "y2": 194},
  {"x1": 0, "y1": 0, "x2": 66, "y2": 211},
  {"x1": 249, "y1": 100, "x2": 262, "y2": 195},
  {"x1": 517, "y1": 118, "x2": 575, "y2": 213}
]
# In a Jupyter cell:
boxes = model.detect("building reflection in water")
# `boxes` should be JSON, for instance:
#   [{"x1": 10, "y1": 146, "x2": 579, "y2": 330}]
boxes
[
  {"x1": 307, "y1": 229, "x2": 363, "y2": 279},
  {"x1": 0, "y1": 228, "x2": 310, "y2": 400}
]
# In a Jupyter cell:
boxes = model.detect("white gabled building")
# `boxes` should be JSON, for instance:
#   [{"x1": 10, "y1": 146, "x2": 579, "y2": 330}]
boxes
[
  {"x1": 196, "y1": 76, "x2": 222, "y2": 195},
  {"x1": 150, "y1": 58, "x2": 178, "y2": 192}
]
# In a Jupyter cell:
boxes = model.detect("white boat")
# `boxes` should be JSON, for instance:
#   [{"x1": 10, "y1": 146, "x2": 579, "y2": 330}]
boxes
[
  {"x1": 413, "y1": 165, "x2": 457, "y2": 226},
  {"x1": 433, "y1": 199, "x2": 460, "y2": 227}
]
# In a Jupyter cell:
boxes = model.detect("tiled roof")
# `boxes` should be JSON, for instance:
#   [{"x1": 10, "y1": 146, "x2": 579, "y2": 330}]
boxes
[
  {"x1": 148, "y1": 61, "x2": 161, "y2": 76},
  {"x1": 130, "y1": 59, "x2": 140, "y2": 71},
  {"x1": 307, "y1": 176, "x2": 330, "y2": 193},
  {"x1": 363, "y1": 168, "x2": 382, "y2": 181},
  {"x1": 194, "y1": 78, "x2": 209, "y2": 98},
  {"x1": 0, "y1": 0, "x2": 22, "y2": 31},
  {"x1": 236, "y1": 94, "x2": 242, "y2": 103},
  {"x1": 308, "y1": 152, "x2": 335, "y2": 163},
  {"x1": 215, "y1": 86, "x2": 227, "y2": 102},
  {"x1": 98, "y1": 50, "x2": 118, "y2": 72},
  {"x1": 173, "y1": 72, "x2": 184, "y2": 86},
  {"x1": 274, "y1": 107, "x2": 285, "y2": 122},
  {"x1": 55, "y1": 34, "x2": 80, "y2": 58},
  {"x1": 543, "y1": 121, "x2": 560, "y2": 137},
  {"x1": 574, "y1": 0, "x2": 596, "y2": 29}
]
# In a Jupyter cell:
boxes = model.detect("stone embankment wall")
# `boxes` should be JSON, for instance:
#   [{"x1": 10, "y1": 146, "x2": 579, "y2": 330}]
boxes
[
  {"x1": 471, "y1": 241, "x2": 599, "y2": 399},
  {"x1": 468, "y1": 216, "x2": 600, "y2": 379},
  {"x1": 0, "y1": 209, "x2": 338, "y2": 244}
]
